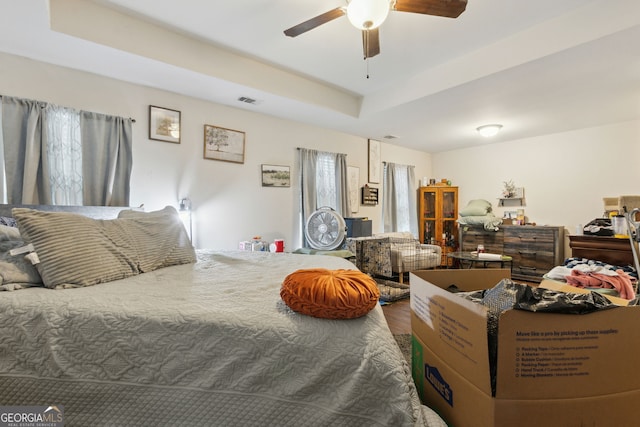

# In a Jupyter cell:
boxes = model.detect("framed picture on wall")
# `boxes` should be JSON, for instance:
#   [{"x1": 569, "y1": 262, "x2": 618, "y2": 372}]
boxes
[
  {"x1": 261, "y1": 164, "x2": 290, "y2": 187},
  {"x1": 368, "y1": 139, "x2": 381, "y2": 184},
  {"x1": 149, "y1": 105, "x2": 181, "y2": 144},
  {"x1": 203, "y1": 124, "x2": 245, "y2": 164}
]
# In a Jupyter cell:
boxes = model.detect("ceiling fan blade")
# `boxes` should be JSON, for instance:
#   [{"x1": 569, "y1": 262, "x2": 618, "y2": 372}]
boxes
[
  {"x1": 284, "y1": 7, "x2": 346, "y2": 37},
  {"x1": 362, "y1": 28, "x2": 380, "y2": 59},
  {"x1": 393, "y1": 0, "x2": 467, "y2": 18}
]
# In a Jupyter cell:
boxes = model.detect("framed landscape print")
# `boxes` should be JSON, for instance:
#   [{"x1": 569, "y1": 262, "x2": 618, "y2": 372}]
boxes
[
  {"x1": 261, "y1": 164, "x2": 290, "y2": 187},
  {"x1": 203, "y1": 124, "x2": 245, "y2": 164},
  {"x1": 149, "y1": 105, "x2": 181, "y2": 143}
]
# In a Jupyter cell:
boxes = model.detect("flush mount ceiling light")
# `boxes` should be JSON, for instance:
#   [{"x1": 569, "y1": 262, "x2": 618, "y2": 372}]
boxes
[
  {"x1": 346, "y1": 0, "x2": 390, "y2": 30},
  {"x1": 476, "y1": 124, "x2": 503, "y2": 138}
]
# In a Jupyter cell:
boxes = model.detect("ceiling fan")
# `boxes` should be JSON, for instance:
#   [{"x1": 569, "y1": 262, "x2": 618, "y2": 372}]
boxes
[{"x1": 284, "y1": 0, "x2": 467, "y2": 59}]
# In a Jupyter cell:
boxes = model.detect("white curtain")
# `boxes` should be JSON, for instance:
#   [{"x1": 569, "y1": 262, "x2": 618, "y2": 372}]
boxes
[
  {"x1": 46, "y1": 105, "x2": 83, "y2": 205},
  {"x1": 1, "y1": 96, "x2": 132, "y2": 206},
  {"x1": 298, "y1": 148, "x2": 350, "y2": 247},
  {"x1": 382, "y1": 162, "x2": 418, "y2": 236}
]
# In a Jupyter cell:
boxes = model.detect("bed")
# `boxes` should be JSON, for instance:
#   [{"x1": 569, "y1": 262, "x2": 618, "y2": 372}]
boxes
[{"x1": 0, "y1": 204, "x2": 446, "y2": 426}]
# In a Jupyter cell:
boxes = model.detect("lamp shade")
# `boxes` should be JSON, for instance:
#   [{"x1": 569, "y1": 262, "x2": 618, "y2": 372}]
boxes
[
  {"x1": 476, "y1": 124, "x2": 503, "y2": 137},
  {"x1": 347, "y1": 0, "x2": 390, "y2": 30}
]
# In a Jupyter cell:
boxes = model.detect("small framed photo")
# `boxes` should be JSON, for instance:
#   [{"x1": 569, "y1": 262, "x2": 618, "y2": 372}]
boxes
[
  {"x1": 149, "y1": 105, "x2": 181, "y2": 143},
  {"x1": 204, "y1": 124, "x2": 245, "y2": 164},
  {"x1": 368, "y1": 139, "x2": 381, "y2": 184},
  {"x1": 261, "y1": 164, "x2": 290, "y2": 187}
]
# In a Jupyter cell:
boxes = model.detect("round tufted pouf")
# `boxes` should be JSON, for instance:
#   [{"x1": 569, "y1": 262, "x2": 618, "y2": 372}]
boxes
[{"x1": 280, "y1": 268, "x2": 380, "y2": 319}]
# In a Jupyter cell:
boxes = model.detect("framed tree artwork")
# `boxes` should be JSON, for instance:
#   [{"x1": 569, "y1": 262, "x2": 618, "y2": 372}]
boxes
[
  {"x1": 149, "y1": 105, "x2": 181, "y2": 143},
  {"x1": 203, "y1": 124, "x2": 245, "y2": 164},
  {"x1": 368, "y1": 139, "x2": 381, "y2": 184}
]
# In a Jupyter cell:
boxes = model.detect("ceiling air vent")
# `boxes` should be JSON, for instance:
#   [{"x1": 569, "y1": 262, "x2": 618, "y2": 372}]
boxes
[{"x1": 383, "y1": 134, "x2": 399, "y2": 140}]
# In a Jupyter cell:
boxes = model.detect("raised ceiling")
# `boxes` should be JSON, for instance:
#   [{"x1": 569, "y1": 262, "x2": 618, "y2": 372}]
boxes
[{"x1": 0, "y1": 0, "x2": 639, "y2": 152}]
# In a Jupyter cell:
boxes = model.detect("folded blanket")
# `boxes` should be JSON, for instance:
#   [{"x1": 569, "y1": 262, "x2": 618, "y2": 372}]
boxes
[
  {"x1": 563, "y1": 257, "x2": 637, "y2": 279},
  {"x1": 565, "y1": 268, "x2": 636, "y2": 300}
]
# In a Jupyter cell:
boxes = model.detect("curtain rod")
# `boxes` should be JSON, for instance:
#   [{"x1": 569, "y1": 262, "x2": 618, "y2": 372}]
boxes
[
  {"x1": 2, "y1": 94, "x2": 137, "y2": 123},
  {"x1": 296, "y1": 147, "x2": 347, "y2": 156},
  {"x1": 383, "y1": 161, "x2": 415, "y2": 168}
]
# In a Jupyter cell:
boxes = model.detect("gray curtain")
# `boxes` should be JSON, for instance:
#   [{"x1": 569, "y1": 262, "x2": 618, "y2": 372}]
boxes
[
  {"x1": 382, "y1": 162, "x2": 418, "y2": 236},
  {"x1": 81, "y1": 111, "x2": 132, "y2": 206},
  {"x1": 1, "y1": 96, "x2": 132, "y2": 206},
  {"x1": 1, "y1": 97, "x2": 46, "y2": 204},
  {"x1": 298, "y1": 148, "x2": 350, "y2": 247}
]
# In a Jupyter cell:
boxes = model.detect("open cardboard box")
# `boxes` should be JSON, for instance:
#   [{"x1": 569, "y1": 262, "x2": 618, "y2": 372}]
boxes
[{"x1": 410, "y1": 269, "x2": 640, "y2": 427}]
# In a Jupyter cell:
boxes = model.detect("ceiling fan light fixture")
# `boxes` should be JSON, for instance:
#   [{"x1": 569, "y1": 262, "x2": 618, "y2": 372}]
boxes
[
  {"x1": 476, "y1": 124, "x2": 503, "y2": 138},
  {"x1": 347, "y1": 0, "x2": 390, "y2": 30}
]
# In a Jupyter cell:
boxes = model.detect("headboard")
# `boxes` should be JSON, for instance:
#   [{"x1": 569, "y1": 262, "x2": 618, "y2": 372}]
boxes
[{"x1": 0, "y1": 204, "x2": 140, "y2": 220}]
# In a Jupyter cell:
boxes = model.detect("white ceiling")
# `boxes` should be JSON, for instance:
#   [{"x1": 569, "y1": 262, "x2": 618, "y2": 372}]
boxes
[{"x1": 1, "y1": 0, "x2": 639, "y2": 152}]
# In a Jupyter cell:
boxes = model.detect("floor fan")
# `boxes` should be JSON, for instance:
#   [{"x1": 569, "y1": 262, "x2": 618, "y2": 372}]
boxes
[{"x1": 305, "y1": 207, "x2": 347, "y2": 250}]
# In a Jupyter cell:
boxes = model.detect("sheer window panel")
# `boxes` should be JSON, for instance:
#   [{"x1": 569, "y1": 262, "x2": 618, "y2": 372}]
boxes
[{"x1": 45, "y1": 106, "x2": 83, "y2": 205}]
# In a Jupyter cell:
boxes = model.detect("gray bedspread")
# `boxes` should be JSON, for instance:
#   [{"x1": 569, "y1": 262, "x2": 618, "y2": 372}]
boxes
[{"x1": 0, "y1": 250, "x2": 445, "y2": 426}]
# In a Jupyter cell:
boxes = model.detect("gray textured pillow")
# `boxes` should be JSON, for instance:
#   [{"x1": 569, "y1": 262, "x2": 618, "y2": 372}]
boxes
[{"x1": 13, "y1": 206, "x2": 196, "y2": 289}]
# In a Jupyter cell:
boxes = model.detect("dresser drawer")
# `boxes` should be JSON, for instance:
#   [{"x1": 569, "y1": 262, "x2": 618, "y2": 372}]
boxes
[
  {"x1": 510, "y1": 253, "x2": 556, "y2": 280},
  {"x1": 503, "y1": 227, "x2": 556, "y2": 245},
  {"x1": 503, "y1": 225, "x2": 564, "y2": 281},
  {"x1": 459, "y1": 225, "x2": 564, "y2": 282},
  {"x1": 459, "y1": 226, "x2": 503, "y2": 253}
]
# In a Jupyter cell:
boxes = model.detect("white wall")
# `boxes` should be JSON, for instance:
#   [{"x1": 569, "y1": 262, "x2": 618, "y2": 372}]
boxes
[
  {"x1": 433, "y1": 120, "x2": 640, "y2": 254},
  {"x1": 0, "y1": 52, "x2": 432, "y2": 249}
]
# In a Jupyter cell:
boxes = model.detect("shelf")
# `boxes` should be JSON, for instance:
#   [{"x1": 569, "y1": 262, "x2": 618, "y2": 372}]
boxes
[{"x1": 498, "y1": 197, "x2": 524, "y2": 207}]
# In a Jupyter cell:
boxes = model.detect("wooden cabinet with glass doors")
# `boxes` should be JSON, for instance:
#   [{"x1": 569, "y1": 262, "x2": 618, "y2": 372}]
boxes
[{"x1": 418, "y1": 186, "x2": 458, "y2": 266}]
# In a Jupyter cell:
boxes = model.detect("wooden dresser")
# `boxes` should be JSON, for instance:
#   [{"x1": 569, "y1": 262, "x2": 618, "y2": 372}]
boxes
[
  {"x1": 460, "y1": 225, "x2": 565, "y2": 282},
  {"x1": 568, "y1": 235, "x2": 634, "y2": 266}
]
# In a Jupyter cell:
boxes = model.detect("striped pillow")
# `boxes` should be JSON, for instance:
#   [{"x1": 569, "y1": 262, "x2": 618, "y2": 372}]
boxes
[{"x1": 13, "y1": 206, "x2": 196, "y2": 289}]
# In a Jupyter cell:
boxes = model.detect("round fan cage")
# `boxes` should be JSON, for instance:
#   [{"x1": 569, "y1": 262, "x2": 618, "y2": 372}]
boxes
[{"x1": 305, "y1": 207, "x2": 347, "y2": 250}]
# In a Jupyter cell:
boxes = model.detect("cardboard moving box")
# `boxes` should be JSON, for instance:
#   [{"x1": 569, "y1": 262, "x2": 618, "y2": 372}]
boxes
[{"x1": 410, "y1": 269, "x2": 640, "y2": 427}]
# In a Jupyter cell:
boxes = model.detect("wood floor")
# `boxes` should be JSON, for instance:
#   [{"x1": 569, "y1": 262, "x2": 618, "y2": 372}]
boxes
[
  {"x1": 380, "y1": 279, "x2": 539, "y2": 335},
  {"x1": 381, "y1": 299, "x2": 412, "y2": 335}
]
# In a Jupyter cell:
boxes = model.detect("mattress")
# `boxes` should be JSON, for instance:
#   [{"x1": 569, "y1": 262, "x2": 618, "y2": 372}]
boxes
[{"x1": 0, "y1": 250, "x2": 445, "y2": 426}]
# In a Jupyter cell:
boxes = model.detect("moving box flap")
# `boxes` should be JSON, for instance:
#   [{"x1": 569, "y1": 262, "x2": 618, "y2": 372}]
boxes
[
  {"x1": 411, "y1": 269, "x2": 511, "y2": 292},
  {"x1": 410, "y1": 274, "x2": 492, "y2": 394},
  {"x1": 496, "y1": 307, "x2": 640, "y2": 399},
  {"x1": 539, "y1": 279, "x2": 630, "y2": 306}
]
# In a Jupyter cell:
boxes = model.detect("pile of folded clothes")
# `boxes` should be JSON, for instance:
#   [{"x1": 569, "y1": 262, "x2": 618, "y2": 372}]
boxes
[{"x1": 545, "y1": 257, "x2": 637, "y2": 300}]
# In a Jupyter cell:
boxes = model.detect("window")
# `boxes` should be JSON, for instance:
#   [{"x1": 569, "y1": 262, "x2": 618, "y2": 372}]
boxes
[
  {"x1": 382, "y1": 162, "x2": 418, "y2": 235},
  {"x1": 315, "y1": 151, "x2": 339, "y2": 209},
  {"x1": 1, "y1": 95, "x2": 133, "y2": 206},
  {"x1": 298, "y1": 148, "x2": 350, "y2": 247},
  {"x1": 45, "y1": 106, "x2": 83, "y2": 205}
]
